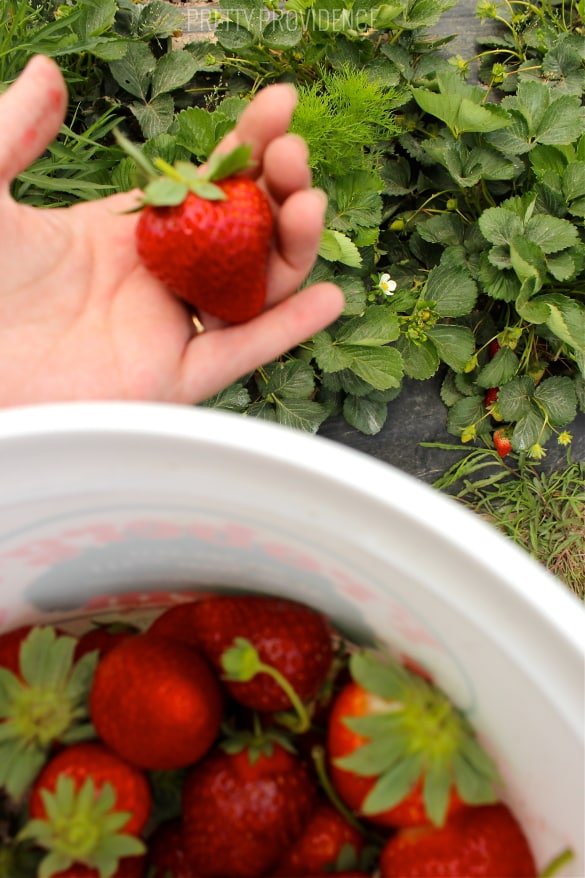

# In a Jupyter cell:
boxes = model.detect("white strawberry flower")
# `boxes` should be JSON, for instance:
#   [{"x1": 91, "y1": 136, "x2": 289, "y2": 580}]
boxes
[{"x1": 378, "y1": 272, "x2": 397, "y2": 295}]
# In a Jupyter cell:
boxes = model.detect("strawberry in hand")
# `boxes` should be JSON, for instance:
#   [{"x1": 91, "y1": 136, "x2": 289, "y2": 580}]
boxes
[
  {"x1": 327, "y1": 650, "x2": 500, "y2": 828},
  {"x1": 119, "y1": 134, "x2": 274, "y2": 324}
]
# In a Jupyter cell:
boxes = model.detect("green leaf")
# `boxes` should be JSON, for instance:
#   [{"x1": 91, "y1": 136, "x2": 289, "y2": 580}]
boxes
[
  {"x1": 426, "y1": 264, "x2": 478, "y2": 317},
  {"x1": 478, "y1": 208, "x2": 523, "y2": 246},
  {"x1": 335, "y1": 732, "x2": 409, "y2": 777},
  {"x1": 349, "y1": 651, "x2": 409, "y2": 700},
  {"x1": 325, "y1": 171, "x2": 383, "y2": 234},
  {"x1": 218, "y1": 0, "x2": 267, "y2": 35},
  {"x1": 500, "y1": 82, "x2": 585, "y2": 146},
  {"x1": 215, "y1": 21, "x2": 256, "y2": 49},
  {"x1": 361, "y1": 752, "x2": 424, "y2": 815},
  {"x1": 417, "y1": 214, "x2": 465, "y2": 247},
  {"x1": 343, "y1": 345, "x2": 403, "y2": 391},
  {"x1": 109, "y1": 41, "x2": 156, "y2": 100},
  {"x1": 273, "y1": 397, "x2": 329, "y2": 433},
  {"x1": 261, "y1": 361, "x2": 315, "y2": 399},
  {"x1": 447, "y1": 396, "x2": 486, "y2": 437},
  {"x1": 452, "y1": 741, "x2": 499, "y2": 805},
  {"x1": 509, "y1": 238, "x2": 545, "y2": 291},
  {"x1": 201, "y1": 382, "x2": 251, "y2": 412},
  {"x1": 534, "y1": 377, "x2": 578, "y2": 425},
  {"x1": 422, "y1": 759, "x2": 452, "y2": 827},
  {"x1": 130, "y1": 94, "x2": 175, "y2": 139},
  {"x1": 512, "y1": 408, "x2": 549, "y2": 451},
  {"x1": 319, "y1": 230, "x2": 362, "y2": 268},
  {"x1": 206, "y1": 144, "x2": 254, "y2": 181},
  {"x1": 564, "y1": 162, "x2": 585, "y2": 216},
  {"x1": 398, "y1": 336, "x2": 440, "y2": 380},
  {"x1": 262, "y1": 14, "x2": 303, "y2": 48},
  {"x1": 336, "y1": 306, "x2": 400, "y2": 346},
  {"x1": 411, "y1": 71, "x2": 511, "y2": 136},
  {"x1": 343, "y1": 395, "x2": 388, "y2": 434},
  {"x1": 137, "y1": 0, "x2": 184, "y2": 38},
  {"x1": 20, "y1": 628, "x2": 76, "y2": 690},
  {"x1": 497, "y1": 376, "x2": 535, "y2": 420},
  {"x1": 150, "y1": 51, "x2": 199, "y2": 99},
  {"x1": 312, "y1": 330, "x2": 355, "y2": 372},
  {"x1": 142, "y1": 177, "x2": 188, "y2": 206},
  {"x1": 476, "y1": 346, "x2": 519, "y2": 389},
  {"x1": 524, "y1": 214, "x2": 579, "y2": 255},
  {"x1": 542, "y1": 295, "x2": 585, "y2": 351},
  {"x1": 478, "y1": 255, "x2": 520, "y2": 302},
  {"x1": 77, "y1": 0, "x2": 117, "y2": 37},
  {"x1": 426, "y1": 324, "x2": 475, "y2": 373}
]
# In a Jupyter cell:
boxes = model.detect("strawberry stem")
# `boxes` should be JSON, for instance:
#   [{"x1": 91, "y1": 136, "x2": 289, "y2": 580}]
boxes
[
  {"x1": 539, "y1": 848, "x2": 575, "y2": 878},
  {"x1": 221, "y1": 638, "x2": 311, "y2": 733},
  {"x1": 310, "y1": 745, "x2": 369, "y2": 837}
]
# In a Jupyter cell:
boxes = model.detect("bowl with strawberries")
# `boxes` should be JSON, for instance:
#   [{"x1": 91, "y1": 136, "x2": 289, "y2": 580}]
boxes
[{"x1": 0, "y1": 401, "x2": 583, "y2": 878}]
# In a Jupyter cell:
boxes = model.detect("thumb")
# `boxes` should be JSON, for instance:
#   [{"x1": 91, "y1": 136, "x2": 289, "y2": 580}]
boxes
[{"x1": 0, "y1": 55, "x2": 67, "y2": 188}]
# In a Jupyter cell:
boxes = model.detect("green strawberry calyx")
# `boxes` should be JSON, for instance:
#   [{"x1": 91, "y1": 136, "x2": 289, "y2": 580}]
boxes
[
  {"x1": 0, "y1": 627, "x2": 97, "y2": 802},
  {"x1": 18, "y1": 776, "x2": 145, "y2": 878},
  {"x1": 220, "y1": 636, "x2": 312, "y2": 733},
  {"x1": 335, "y1": 649, "x2": 501, "y2": 827},
  {"x1": 115, "y1": 129, "x2": 255, "y2": 207}
]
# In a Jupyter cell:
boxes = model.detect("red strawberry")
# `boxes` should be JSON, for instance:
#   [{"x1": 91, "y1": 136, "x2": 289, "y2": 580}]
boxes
[
  {"x1": 151, "y1": 595, "x2": 334, "y2": 720},
  {"x1": 378, "y1": 803, "x2": 537, "y2": 877},
  {"x1": 327, "y1": 651, "x2": 499, "y2": 829},
  {"x1": 488, "y1": 339, "x2": 501, "y2": 358},
  {"x1": 147, "y1": 818, "x2": 198, "y2": 878},
  {"x1": 484, "y1": 387, "x2": 499, "y2": 410},
  {"x1": 89, "y1": 633, "x2": 223, "y2": 771},
  {"x1": 74, "y1": 620, "x2": 138, "y2": 661},
  {"x1": 21, "y1": 741, "x2": 150, "y2": 877},
  {"x1": 272, "y1": 801, "x2": 364, "y2": 876},
  {"x1": 493, "y1": 428, "x2": 513, "y2": 458},
  {"x1": 182, "y1": 741, "x2": 318, "y2": 877},
  {"x1": 121, "y1": 136, "x2": 273, "y2": 324}
]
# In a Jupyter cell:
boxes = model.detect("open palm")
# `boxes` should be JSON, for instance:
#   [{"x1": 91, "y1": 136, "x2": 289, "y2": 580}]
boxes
[{"x1": 0, "y1": 56, "x2": 343, "y2": 407}]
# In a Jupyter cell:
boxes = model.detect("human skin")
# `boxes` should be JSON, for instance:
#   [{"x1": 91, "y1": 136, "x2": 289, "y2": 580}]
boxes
[{"x1": 0, "y1": 55, "x2": 344, "y2": 407}]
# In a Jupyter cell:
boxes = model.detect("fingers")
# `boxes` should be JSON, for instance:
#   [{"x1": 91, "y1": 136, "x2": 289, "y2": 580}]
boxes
[
  {"x1": 212, "y1": 83, "x2": 299, "y2": 166},
  {"x1": 179, "y1": 282, "x2": 345, "y2": 403},
  {"x1": 262, "y1": 133, "x2": 312, "y2": 205},
  {"x1": 0, "y1": 55, "x2": 67, "y2": 188},
  {"x1": 266, "y1": 187, "x2": 328, "y2": 305}
]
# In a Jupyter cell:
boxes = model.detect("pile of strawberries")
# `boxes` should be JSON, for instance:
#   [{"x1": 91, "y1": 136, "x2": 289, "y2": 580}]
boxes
[{"x1": 0, "y1": 594, "x2": 540, "y2": 877}]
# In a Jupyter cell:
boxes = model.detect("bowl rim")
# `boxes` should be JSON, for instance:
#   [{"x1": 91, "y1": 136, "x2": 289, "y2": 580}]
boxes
[{"x1": 0, "y1": 401, "x2": 583, "y2": 660}]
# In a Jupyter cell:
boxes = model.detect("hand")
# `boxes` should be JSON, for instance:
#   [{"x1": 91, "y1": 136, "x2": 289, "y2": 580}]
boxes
[{"x1": 0, "y1": 56, "x2": 344, "y2": 407}]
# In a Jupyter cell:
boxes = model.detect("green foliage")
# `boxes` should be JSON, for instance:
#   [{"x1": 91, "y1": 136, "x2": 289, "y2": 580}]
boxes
[
  {"x1": 428, "y1": 447, "x2": 585, "y2": 599},
  {"x1": 2, "y1": 0, "x2": 584, "y2": 460},
  {"x1": 290, "y1": 68, "x2": 402, "y2": 181}
]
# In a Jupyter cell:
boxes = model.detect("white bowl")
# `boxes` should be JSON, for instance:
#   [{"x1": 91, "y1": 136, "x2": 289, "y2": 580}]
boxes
[{"x1": 0, "y1": 402, "x2": 583, "y2": 874}]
